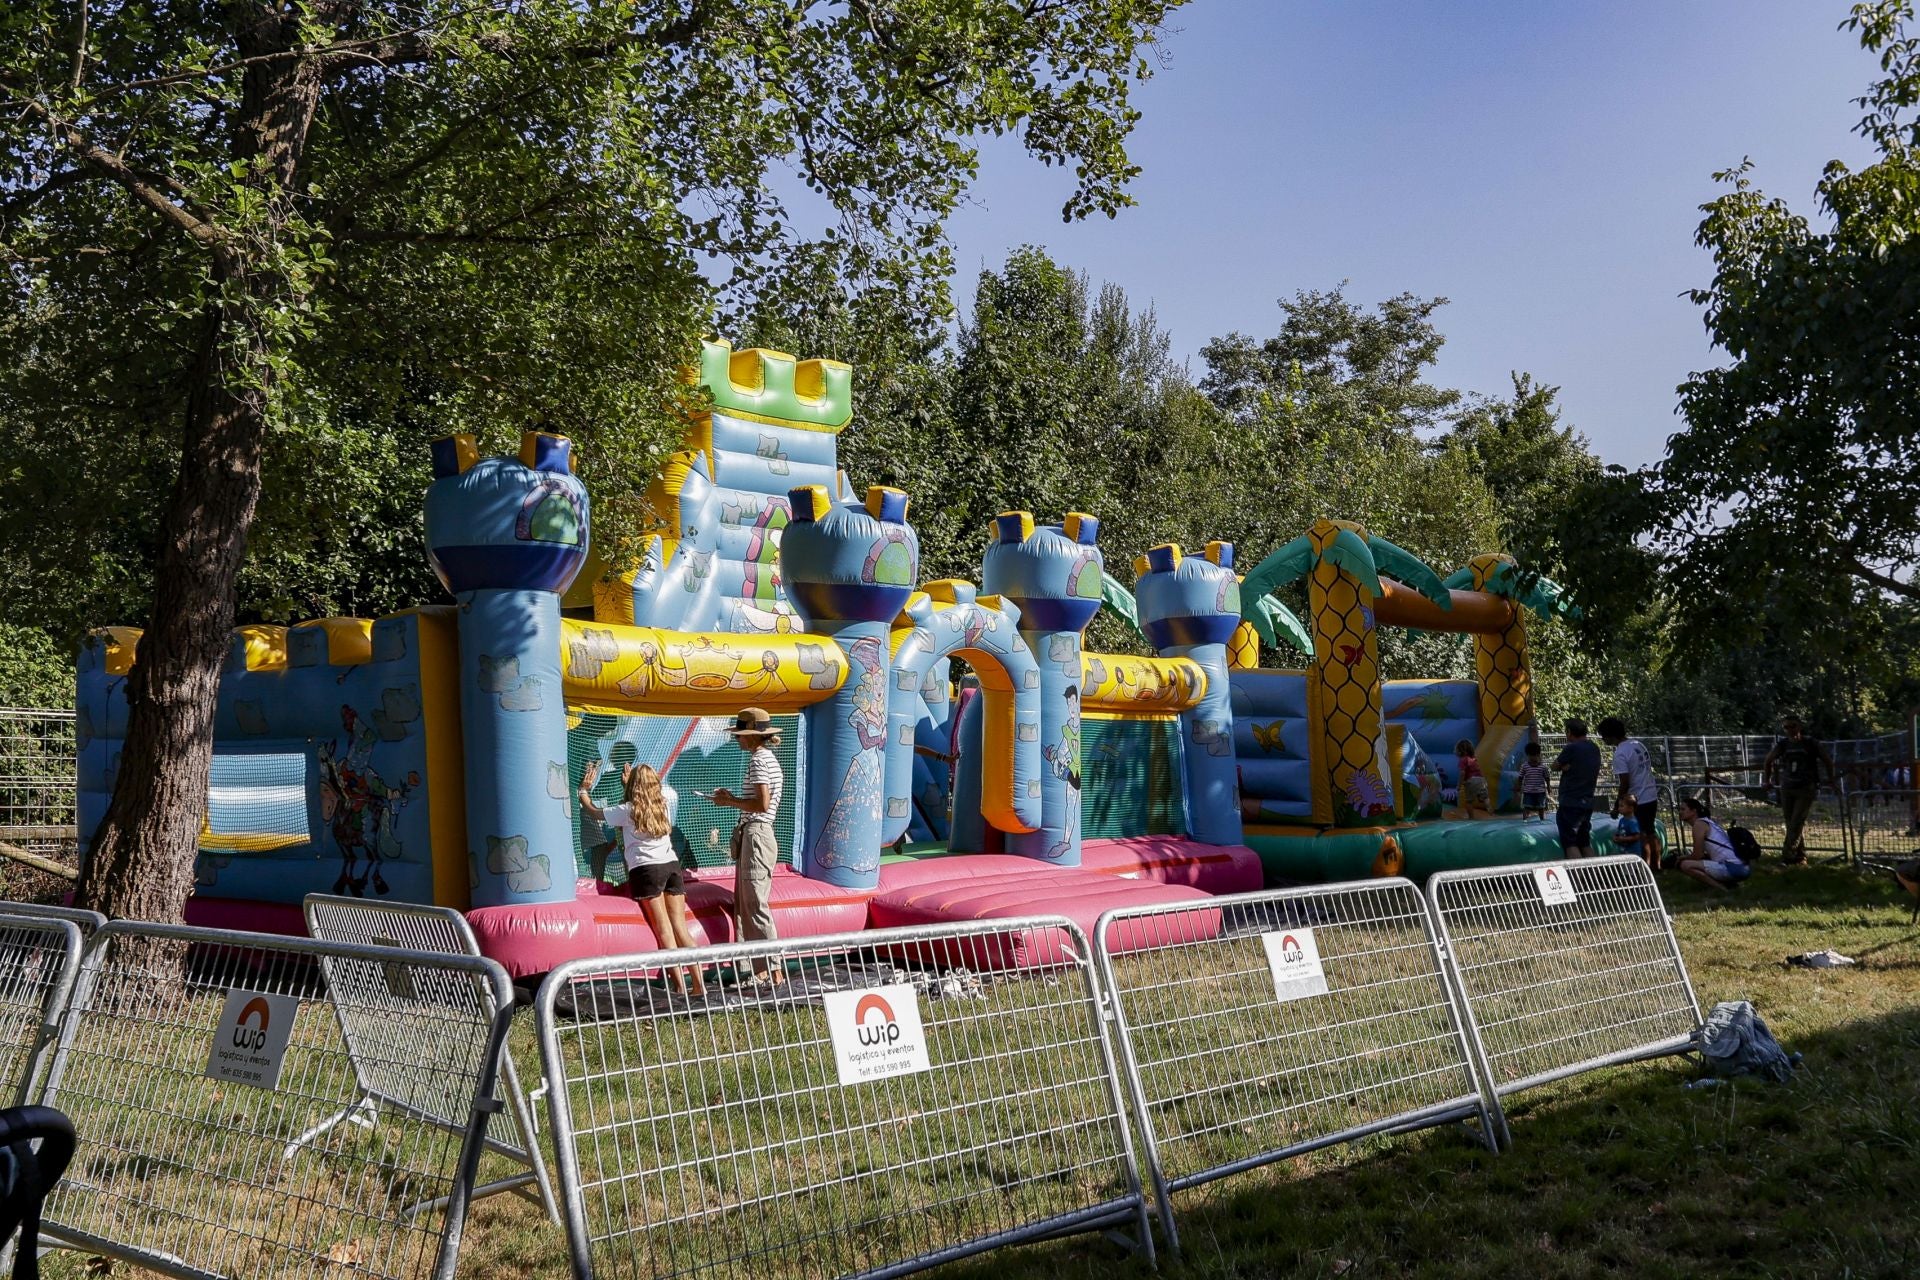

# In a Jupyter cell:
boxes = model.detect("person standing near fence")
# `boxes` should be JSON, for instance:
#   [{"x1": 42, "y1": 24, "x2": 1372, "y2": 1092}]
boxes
[
  {"x1": 712, "y1": 707, "x2": 785, "y2": 985},
  {"x1": 1600, "y1": 717, "x2": 1663, "y2": 869},
  {"x1": 1553, "y1": 718, "x2": 1601, "y2": 856},
  {"x1": 1762, "y1": 716, "x2": 1834, "y2": 865}
]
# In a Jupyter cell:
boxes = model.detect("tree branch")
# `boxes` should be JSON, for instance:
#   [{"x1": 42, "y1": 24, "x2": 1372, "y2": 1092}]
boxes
[
  {"x1": 69, "y1": 0, "x2": 89, "y2": 95},
  {"x1": 0, "y1": 166, "x2": 88, "y2": 222},
  {"x1": 2, "y1": 91, "x2": 225, "y2": 249},
  {"x1": 1842, "y1": 553, "x2": 1920, "y2": 600}
]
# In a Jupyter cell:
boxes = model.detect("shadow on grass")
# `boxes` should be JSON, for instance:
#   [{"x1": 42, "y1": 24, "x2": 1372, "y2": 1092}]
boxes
[{"x1": 937, "y1": 936, "x2": 1920, "y2": 1280}]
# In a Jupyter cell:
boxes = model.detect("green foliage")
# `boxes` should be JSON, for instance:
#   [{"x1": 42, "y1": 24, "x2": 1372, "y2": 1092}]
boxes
[
  {"x1": 0, "y1": 623, "x2": 71, "y2": 707},
  {"x1": 0, "y1": 0, "x2": 1182, "y2": 638},
  {"x1": 1639, "y1": 1, "x2": 1920, "y2": 730}
]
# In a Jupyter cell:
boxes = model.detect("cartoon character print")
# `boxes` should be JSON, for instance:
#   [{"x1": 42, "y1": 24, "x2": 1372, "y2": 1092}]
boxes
[
  {"x1": 1042, "y1": 685, "x2": 1083, "y2": 862},
  {"x1": 738, "y1": 496, "x2": 791, "y2": 600},
  {"x1": 812, "y1": 637, "x2": 890, "y2": 871},
  {"x1": 1251, "y1": 720, "x2": 1286, "y2": 754},
  {"x1": 317, "y1": 705, "x2": 419, "y2": 897},
  {"x1": 1342, "y1": 765, "x2": 1393, "y2": 819},
  {"x1": 859, "y1": 526, "x2": 916, "y2": 586}
]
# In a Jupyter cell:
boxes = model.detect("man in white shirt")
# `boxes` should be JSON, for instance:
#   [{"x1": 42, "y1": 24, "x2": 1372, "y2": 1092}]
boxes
[{"x1": 1600, "y1": 717, "x2": 1662, "y2": 867}]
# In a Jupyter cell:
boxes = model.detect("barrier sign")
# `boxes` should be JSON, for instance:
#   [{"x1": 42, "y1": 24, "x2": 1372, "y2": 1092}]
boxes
[
  {"x1": 205, "y1": 988, "x2": 298, "y2": 1089},
  {"x1": 1532, "y1": 866, "x2": 1577, "y2": 906},
  {"x1": 1261, "y1": 927, "x2": 1329, "y2": 1002},
  {"x1": 823, "y1": 985, "x2": 931, "y2": 1084}
]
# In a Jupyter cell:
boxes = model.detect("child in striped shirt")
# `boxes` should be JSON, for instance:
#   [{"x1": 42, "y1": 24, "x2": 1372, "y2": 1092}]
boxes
[{"x1": 1519, "y1": 742, "x2": 1552, "y2": 820}]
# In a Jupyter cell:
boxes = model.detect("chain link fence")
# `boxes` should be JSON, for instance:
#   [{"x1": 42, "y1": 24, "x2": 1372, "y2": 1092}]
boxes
[
  {"x1": 0, "y1": 710, "x2": 79, "y2": 902},
  {"x1": 1846, "y1": 790, "x2": 1920, "y2": 871}
]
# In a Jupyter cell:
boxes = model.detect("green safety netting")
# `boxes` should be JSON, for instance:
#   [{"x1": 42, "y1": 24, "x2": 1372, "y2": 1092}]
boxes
[
  {"x1": 567, "y1": 709, "x2": 804, "y2": 880},
  {"x1": 1080, "y1": 716, "x2": 1185, "y2": 841},
  {"x1": 566, "y1": 707, "x2": 1184, "y2": 880}
]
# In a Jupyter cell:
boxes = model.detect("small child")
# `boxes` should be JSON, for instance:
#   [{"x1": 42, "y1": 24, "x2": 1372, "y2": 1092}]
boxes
[
  {"x1": 1518, "y1": 742, "x2": 1551, "y2": 820},
  {"x1": 1614, "y1": 795, "x2": 1646, "y2": 868},
  {"x1": 1454, "y1": 739, "x2": 1492, "y2": 819}
]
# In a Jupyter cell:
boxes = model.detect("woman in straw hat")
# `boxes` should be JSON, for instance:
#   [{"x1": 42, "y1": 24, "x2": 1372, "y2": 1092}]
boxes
[{"x1": 712, "y1": 707, "x2": 785, "y2": 984}]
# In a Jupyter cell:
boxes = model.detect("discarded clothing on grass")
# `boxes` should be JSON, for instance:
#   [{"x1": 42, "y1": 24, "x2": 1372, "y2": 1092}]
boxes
[
  {"x1": 1699, "y1": 1000, "x2": 1795, "y2": 1084},
  {"x1": 1785, "y1": 948, "x2": 1857, "y2": 969}
]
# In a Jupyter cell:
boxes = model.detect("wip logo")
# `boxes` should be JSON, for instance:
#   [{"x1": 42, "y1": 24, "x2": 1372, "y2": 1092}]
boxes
[
  {"x1": 853, "y1": 993, "x2": 902, "y2": 1047},
  {"x1": 1278, "y1": 933, "x2": 1305, "y2": 958},
  {"x1": 1542, "y1": 868, "x2": 1562, "y2": 886},
  {"x1": 232, "y1": 996, "x2": 273, "y2": 1052}
]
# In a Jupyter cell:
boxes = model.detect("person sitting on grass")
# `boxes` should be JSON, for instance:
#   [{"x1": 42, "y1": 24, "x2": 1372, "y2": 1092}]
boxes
[
  {"x1": 1454, "y1": 739, "x2": 1493, "y2": 819},
  {"x1": 1675, "y1": 794, "x2": 1751, "y2": 892},
  {"x1": 1518, "y1": 741, "x2": 1551, "y2": 820},
  {"x1": 579, "y1": 760, "x2": 706, "y2": 998}
]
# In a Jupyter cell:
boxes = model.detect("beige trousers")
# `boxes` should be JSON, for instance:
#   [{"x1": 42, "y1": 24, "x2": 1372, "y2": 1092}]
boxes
[{"x1": 730, "y1": 821, "x2": 778, "y2": 944}]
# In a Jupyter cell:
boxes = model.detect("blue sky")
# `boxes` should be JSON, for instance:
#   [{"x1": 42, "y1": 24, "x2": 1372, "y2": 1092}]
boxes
[{"x1": 938, "y1": 0, "x2": 1880, "y2": 468}]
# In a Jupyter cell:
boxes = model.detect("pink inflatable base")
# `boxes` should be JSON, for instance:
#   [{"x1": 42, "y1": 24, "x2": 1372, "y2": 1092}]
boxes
[
  {"x1": 243, "y1": 837, "x2": 1264, "y2": 981},
  {"x1": 869, "y1": 865, "x2": 1220, "y2": 967},
  {"x1": 466, "y1": 873, "x2": 874, "y2": 979},
  {"x1": 1077, "y1": 836, "x2": 1264, "y2": 894}
]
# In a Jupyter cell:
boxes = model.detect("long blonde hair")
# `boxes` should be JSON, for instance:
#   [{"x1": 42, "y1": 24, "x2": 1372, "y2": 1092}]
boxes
[{"x1": 624, "y1": 764, "x2": 671, "y2": 839}]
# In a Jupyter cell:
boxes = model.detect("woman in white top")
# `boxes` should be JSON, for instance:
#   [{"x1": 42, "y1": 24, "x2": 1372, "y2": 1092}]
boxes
[
  {"x1": 580, "y1": 761, "x2": 705, "y2": 997},
  {"x1": 1675, "y1": 794, "x2": 1750, "y2": 891}
]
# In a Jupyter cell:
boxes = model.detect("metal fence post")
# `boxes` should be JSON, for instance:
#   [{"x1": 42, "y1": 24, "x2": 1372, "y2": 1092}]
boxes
[{"x1": 301, "y1": 893, "x2": 559, "y2": 1225}]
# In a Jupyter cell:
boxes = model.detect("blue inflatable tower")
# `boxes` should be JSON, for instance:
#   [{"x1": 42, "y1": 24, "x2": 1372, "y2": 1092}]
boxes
[
  {"x1": 780, "y1": 484, "x2": 919, "y2": 887},
  {"x1": 982, "y1": 511, "x2": 1104, "y2": 864},
  {"x1": 424, "y1": 431, "x2": 589, "y2": 908},
  {"x1": 1136, "y1": 541, "x2": 1244, "y2": 846}
]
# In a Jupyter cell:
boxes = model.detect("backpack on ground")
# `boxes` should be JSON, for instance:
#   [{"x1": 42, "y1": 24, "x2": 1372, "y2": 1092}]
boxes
[{"x1": 1726, "y1": 823, "x2": 1764, "y2": 864}]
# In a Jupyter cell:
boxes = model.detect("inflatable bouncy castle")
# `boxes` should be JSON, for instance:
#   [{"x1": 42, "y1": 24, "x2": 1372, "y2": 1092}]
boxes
[
  {"x1": 75, "y1": 342, "x2": 1586, "y2": 977},
  {"x1": 1213, "y1": 519, "x2": 1614, "y2": 880}
]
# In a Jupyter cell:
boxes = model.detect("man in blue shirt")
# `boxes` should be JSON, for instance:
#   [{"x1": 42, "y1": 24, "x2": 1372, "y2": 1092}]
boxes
[{"x1": 1553, "y1": 718, "x2": 1603, "y2": 857}]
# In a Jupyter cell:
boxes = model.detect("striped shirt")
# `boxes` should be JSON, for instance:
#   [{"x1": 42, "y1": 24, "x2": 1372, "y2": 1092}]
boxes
[{"x1": 741, "y1": 747, "x2": 783, "y2": 827}]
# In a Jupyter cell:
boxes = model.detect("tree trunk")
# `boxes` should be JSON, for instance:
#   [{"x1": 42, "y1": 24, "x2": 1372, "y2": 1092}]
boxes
[
  {"x1": 77, "y1": 6, "x2": 323, "y2": 922},
  {"x1": 77, "y1": 284, "x2": 270, "y2": 922}
]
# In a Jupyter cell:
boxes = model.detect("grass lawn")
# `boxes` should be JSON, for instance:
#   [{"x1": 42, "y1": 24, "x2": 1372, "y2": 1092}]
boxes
[
  {"x1": 40, "y1": 860, "x2": 1920, "y2": 1279},
  {"x1": 445, "y1": 862, "x2": 1920, "y2": 1280}
]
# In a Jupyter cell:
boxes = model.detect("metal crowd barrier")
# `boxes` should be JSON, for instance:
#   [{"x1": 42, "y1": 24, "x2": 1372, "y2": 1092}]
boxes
[
  {"x1": 0, "y1": 902, "x2": 106, "y2": 937},
  {"x1": 1427, "y1": 856, "x2": 1702, "y2": 1099},
  {"x1": 536, "y1": 916, "x2": 1152, "y2": 1280},
  {"x1": 1092, "y1": 879, "x2": 1503, "y2": 1254},
  {"x1": 0, "y1": 913, "x2": 84, "y2": 1106},
  {"x1": 34, "y1": 920, "x2": 517, "y2": 1280},
  {"x1": 1846, "y1": 789, "x2": 1920, "y2": 870},
  {"x1": 302, "y1": 893, "x2": 559, "y2": 1224},
  {"x1": 1660, "y1": 780, "x2": 1853, "y2": 864}
]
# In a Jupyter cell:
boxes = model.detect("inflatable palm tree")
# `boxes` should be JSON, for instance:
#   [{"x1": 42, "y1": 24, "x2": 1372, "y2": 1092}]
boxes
[{"x1": 1236, "y1": 520, "x2": 1451, "y2": 826}]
